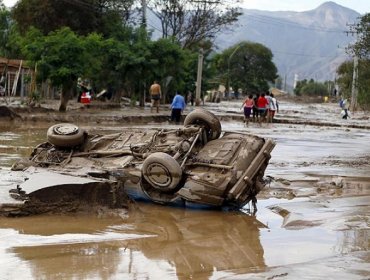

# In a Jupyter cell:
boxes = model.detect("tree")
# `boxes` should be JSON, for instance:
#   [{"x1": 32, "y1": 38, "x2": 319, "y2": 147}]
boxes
[
  {"x1": 348, "y1": 13, "x2": 370, "y2": 58},
  {"x1": 336, "y1": 61, "x2": 353, "y2": 98},
  {"x1": 147, "y1": 0, "x2": 242, "y2": 49},
  {"x1": 213, "y1": 41, "x2": 277, "y2": 94},
  {"x1": 337, "y1": 59, "x2": 370, "y2": 109},
  {"x1": 12, "y1": 0, "x2": 136, "y2": 37},
  {"x1": 300, "y1": 82, "x2": 328, "y2": 96},
  {"x1": 149, "y1": 38, "x2": 189, "y2": 101},
  {"x1": 294, "y1": 79, "x2": 308, "y2": 96},
  {"x1": 0, "y1": 2, "x2": 20, "y2": 57},
  {"x1": 91, "y1": 27, "x2": 191, "y2": 106},
  {"x1": 345, "y1": 13, "x2": 370, "y2": 109},
  {"x1": 0, "y1": 2, "x2": 9, "y2": 55},
  {"x1": 294, "y1": 79, "x2": 329, "y2": 96},
  {"x1": 21, "y1": 27, "x2": 104, "y2": 111}
]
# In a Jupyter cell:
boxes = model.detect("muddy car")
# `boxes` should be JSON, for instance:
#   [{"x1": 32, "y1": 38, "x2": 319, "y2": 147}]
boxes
[{"x1": 6, "y1": 109, "x2": 275, "y2": 215}]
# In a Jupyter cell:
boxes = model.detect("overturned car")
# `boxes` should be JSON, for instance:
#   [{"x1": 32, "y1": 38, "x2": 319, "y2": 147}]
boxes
[{"x1": 5, "y1": 109, "x2": 275, "y2": 215}]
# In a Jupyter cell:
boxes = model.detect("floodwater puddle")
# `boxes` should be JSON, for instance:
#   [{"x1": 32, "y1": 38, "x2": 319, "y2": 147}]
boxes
[
  {"x1": 0, "y1": 106, "x2": 369, "y2": 279},
  {"x1": 0, "y1": 205, "x2": 266, "y2": 279}
]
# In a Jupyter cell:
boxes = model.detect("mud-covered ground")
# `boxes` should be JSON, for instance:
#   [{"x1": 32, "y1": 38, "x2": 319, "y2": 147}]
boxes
[{"x1": 0, "y1": 98, "x2": 369, "y2": 279}]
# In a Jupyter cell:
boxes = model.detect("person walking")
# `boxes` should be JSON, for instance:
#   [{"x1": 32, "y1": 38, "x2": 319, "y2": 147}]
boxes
[
  {"x1": 257, "y1": 92, "x2": 269, "y2": 124},
  {"x1": 252, "y1": 93, "x2": 260, "y2": 122},
  {"x1": 241, "y1": 94, "x2": 254, "y2": 126},
  {"x1": 340, "y1": 98, "x2": 350, "y2": 119},
  {"x1": 268, "y1": 93, "x2": 279, "y2": 122},
  {"x1": 149, "y1": 80, "x2": 161, "y2": 113},
  {"x1": 187, "y1": 91, "x2": 194, "y2": 106},
  {"x1": 170, "y1": 91, "x2": 186, "y2": 124}
]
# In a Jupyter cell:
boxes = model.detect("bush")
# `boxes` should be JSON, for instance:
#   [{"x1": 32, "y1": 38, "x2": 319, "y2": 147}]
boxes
[
  {"x1": 301, "y1": 82, "x2": 328, "y2": 96},
  {"x1": 294, "y1": 79, "x2": 329, "y2": 96}
]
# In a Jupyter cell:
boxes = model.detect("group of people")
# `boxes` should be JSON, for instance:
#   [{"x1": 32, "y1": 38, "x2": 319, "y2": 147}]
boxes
[
  {"x1": 150, "y1": 81, "x2": 281, "y2": 126},
  {"x1": 241, "y1": 91, "x2": 279, "y2": 126}
]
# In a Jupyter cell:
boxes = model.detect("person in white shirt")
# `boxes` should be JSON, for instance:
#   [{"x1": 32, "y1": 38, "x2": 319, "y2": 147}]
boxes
[{"x1": 268, "y1": 93, "x2": 279, "y2": 122}]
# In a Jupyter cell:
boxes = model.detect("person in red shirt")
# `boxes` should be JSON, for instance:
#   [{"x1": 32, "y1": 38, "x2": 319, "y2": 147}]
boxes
[{"x1": 257, "y1": 92, "x2": 269, "y2": 123}]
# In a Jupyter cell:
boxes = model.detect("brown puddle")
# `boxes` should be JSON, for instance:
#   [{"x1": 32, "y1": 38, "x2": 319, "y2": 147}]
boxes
[
  {"x1": 0, "y1": 199, "x2": 368, "y2": 279},
  {"x1": 0, "y1": 205, "x2": 267, "y2": 279},
  {"x1": 0, "y1": 101, "x2": 369, "y2": 279}
]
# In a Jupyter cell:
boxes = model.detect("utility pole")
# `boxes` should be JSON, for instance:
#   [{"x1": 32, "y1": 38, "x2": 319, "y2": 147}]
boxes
[
  {"x1": 346, "y1": 22, "x2": 360, "y2": 113},
  {"x1": 195, "y1": 48, "x2": 204, "y2": 106},
  {"x1": 141, "y1": 0, "x2": 147, "y2": 28},
  {"x1": 350, "y1": 55, "x2": 358, "y2": 112},
  {"x1": 284, "y1": 73, "x2": 287, "y2": 93}
]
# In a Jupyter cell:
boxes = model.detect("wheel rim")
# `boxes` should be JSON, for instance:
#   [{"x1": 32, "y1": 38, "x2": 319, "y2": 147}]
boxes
[
  {"x1": 53, "y1": 124, "x2": 79, "y2": 135},
  {"x1": 146, "y1": 162, "x2": 172, "y2": 189}
]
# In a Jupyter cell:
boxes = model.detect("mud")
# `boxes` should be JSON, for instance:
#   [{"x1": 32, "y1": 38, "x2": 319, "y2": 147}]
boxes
[
  {"x1": 2, "y1": 97, "x2": 369, "y2": 130},
  {"x1": 0, "y1": 106, "x2": 21, "y2": 120},
  {"x1": 0, "y1": 98, "x2": 369, "y2": 279}
]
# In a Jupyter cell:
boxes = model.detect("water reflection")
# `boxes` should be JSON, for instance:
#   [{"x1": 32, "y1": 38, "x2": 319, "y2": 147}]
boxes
[
  {"x1": 123, "y1": 204, "x2": 267, "y2": 279},
  {"x1": 0, "y1": 125, "x2": 46, "y2": 167},
  {"x1": 1, "y1": 204, "x2": 266, "y2": 279}
]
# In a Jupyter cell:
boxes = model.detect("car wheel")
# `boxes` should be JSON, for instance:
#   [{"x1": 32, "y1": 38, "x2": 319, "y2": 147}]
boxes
[
  {"x1": 184, "y1": 109, "x2": 221, "y2": 140},
  {"x1": 141, "y1": 152, "x2": 182, "y2": 192},
  {"x1": 47, "y1": 123, "x2": 86, "y2": 148}
]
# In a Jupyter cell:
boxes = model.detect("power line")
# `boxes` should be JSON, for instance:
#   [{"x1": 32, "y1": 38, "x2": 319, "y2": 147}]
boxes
[
  {"x1": 242, "y1": 12, "x2": 347, "y2": 33},
  {"x1": 146, "y1": 21, "x2": 163, "y2": 33},
  {"x1": 272, "y1": 49, "x2": 344, "y2": 58}
]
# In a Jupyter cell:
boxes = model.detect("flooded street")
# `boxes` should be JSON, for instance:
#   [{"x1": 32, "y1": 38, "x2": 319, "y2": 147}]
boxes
[{"x1": 0, "y1": 100, "x2": 369, "y2": 279}]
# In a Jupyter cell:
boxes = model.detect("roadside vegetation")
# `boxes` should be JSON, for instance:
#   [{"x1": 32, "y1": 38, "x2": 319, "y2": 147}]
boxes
[
  {"x1": 337, "y1": 13, "x2": 370, "y2": 110},
  {"x1": 212, "y1": 42, "x2": 277, "y2": 93},
  {"x1": 0, "y1": 1, "x2": 369, "y2": 110},
  {"x1": 294, "y1": 79, "x2": 334, "y2": 97},
  {"x1": 0, "y1": 0, "x2": 276, "y2": 111}
]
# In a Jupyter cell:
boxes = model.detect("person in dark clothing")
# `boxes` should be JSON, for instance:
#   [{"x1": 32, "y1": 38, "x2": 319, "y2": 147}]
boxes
[
  {"x1": 252, "y1": 93, "x2": 260, "y2": 122},
  {"x1": 187, "y1": 91, "x2": 194, "y2": 106}
]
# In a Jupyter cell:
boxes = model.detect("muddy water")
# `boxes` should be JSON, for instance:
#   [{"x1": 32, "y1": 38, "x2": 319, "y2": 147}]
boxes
[
  {"x1": 0, "y1": 106, "x2": 370, "y2": 279},
  {"x1": 0, "y1": 124, "x2": 47, "y2": 168}
]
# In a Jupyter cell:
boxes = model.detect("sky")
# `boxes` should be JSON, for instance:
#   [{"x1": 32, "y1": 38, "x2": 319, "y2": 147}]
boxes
[{"x1": 2, "y1": 0, "x2": 369, "y2": 14}]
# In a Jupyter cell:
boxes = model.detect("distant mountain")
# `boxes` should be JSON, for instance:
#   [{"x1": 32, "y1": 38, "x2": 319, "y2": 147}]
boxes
[{"x1": 214, "y1": 1, "x2": 360, "y2": 89}]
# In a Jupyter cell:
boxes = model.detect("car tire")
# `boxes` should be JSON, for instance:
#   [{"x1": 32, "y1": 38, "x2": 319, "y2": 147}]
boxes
[
  {"x1": 141, "y1": 152, "x2": 182, "y2": 192},
  {"x1": 184, "y1": 109, "x2": 221, "y2": 140},
  {"x1": 47, "y1": 123, "x2": 86, "y2": 148}
]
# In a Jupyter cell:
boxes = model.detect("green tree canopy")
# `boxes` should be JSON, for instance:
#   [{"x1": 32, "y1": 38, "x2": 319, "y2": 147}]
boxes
[
  {"x1": 294, "y1": 79, "x2": 329, "y2": 96},
  {"x1": 21, "y1": 27, "x2": 105, "y2": 111},
  {"x1": 12, "y1": 0, "x2": 136, "y2": 37},
  {"x1": 337, "y1": 59, "x2": 370, "y2": 109},
  {"x1": 348, "y1": 13, "x2": 370, "y2": 58},
  {"x1": 213, "y1": 41, "x2": 277, "y2": 93},
  {"x1": 19, "y1": 24, "x2": 194, "y2": 110},
  {"x1": 0, "y1": 2, "x2": 14, "y2": 57}
]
